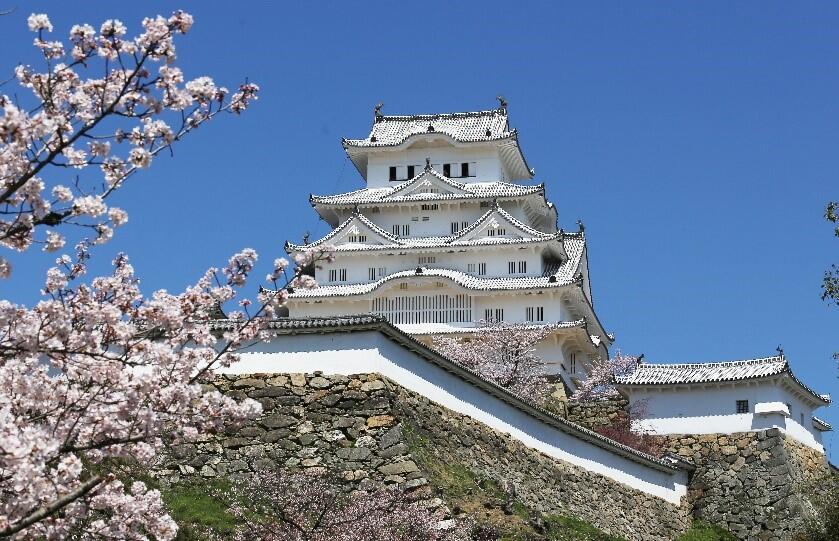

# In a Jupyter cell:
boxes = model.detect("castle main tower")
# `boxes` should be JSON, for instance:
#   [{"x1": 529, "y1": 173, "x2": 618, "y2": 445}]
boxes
[{"x1": 285, "y1": 102, "x2": 611, "y2": 390}]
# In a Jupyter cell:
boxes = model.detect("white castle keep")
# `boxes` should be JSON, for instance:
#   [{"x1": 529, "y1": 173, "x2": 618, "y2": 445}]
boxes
[
  {"x1": 278, "y1": 101, "x2": 831, "y2": 453},
  {"x1": 284, "y1": 101, "x2": 609, "y2": 392}
]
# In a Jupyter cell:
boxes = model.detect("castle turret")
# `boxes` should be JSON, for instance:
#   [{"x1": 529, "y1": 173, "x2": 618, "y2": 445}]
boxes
[{"x1": 286, "y1": 103, "x2": 611, "y2": 390}]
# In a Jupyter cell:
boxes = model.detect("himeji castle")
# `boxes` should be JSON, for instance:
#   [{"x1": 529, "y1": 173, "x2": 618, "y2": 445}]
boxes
[{"x1": 284, "y1": 100, "x2": 611, "y2": 391}]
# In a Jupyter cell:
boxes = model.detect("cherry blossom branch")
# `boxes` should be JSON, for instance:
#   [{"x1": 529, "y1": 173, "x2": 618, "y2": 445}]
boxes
[{"x1": 0, "y1": 475, "x2": 104, "y2": 538}]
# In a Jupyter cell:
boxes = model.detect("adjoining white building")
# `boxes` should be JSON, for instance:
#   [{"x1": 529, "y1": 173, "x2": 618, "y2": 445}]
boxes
[
  {"x1": 615, "y1": 354, "x2": 832, "y2": 452},
  {"x1": 285, "y1": 102, "x2": 611, "y2": 390}
]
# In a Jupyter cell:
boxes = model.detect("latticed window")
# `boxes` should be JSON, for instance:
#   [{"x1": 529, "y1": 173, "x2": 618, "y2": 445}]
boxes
[
  {"x1": 451, "y1": 221, "x2": 470, "y2": 234},
  {"x1": 418, "y1": 256, "x2": 436, "y2": 265},
  {"x1": 488, "y1": 228, "x2": 506, "y2": 237},
  {"x1": 368, "y1": 267, "x2": 386, "y2": 280},
  {"x1": 736, "y1": 400, "x2": 749, "y2": 414},
  {"x1": 373, "y1": 294, "x2": 472, "y2": 325},
  {"x1": 483, "y1": 308, "x2": 504, "y2": 322},
  {"x1": 347, "y1": 234, "x2": 366, "y2": 243},
  {"x1": 525, "y1": 306, "x2": 544, "y2": 322},
  {"x1": 329, "y1": 269, "x2": 347, "y2": 282},
  {"x1": 508, "y1": 261, "x2": 526, "y2": 274}
]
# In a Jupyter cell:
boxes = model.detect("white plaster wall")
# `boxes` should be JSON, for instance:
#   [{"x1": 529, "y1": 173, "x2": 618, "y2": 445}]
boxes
[
  {"x1": 289, "y1": 287, "x2": 573, "y2": 325},
  {"x1": 315, "y1": 246, "x2": 550, "y2": 285},
  {"x1": 627, "y1": 384, "x2": 826, "y2": 452},
  {"x1": 219, "y1": 331, "x2": 688, "y2": 503},
  {"x1": 352, "y1": 200, "x2": 538, "y2": 239},
  {"x1": 366, "y1": 144, "x2": 500, "y2": 186}
]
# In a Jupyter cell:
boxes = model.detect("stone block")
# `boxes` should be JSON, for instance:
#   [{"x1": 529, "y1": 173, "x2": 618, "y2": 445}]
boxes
[
  {"x1": 367, "y1": 415, "x2": 396, "y2": 428},
  {"x1": 378, "y1": 460, "x2": 420, "y2": 475},
  {"x1": 260, "y1": 414, "x2": 297, "y2": 429},
  {"x1": 232, "y1": 377, "x2": 266, "y2": 389}
]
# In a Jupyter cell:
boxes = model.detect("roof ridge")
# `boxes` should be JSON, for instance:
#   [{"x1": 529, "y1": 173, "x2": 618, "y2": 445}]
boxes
[
  {"x1": 376, "y1": 108, "x2": 505, "y2": 122},
  {"x1": 635, "y1": 355, "x2": 784, "y2": 369}
]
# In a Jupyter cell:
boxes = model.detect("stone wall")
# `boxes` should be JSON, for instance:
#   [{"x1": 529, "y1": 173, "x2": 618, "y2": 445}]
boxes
[
  {"x1": 156, "y1": 373, "x2": 690, "y2": 541},
  {"x1": 565, "y1": 397, "x2": 628, "y2": 431},
  {"x1": 155, "y1": 373, "x2": 426, "y2": 489},
  {"x1": 392, "y1": 384, "x2": 690, "y2": 540},
  {"x1": 662, "y1": 430, "x2": 830, "y2": 540}
]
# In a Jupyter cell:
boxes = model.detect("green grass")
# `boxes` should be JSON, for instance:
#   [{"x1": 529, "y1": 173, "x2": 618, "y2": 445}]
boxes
[
  {"x1": 160, "y1": 479, "x2": 238, "y2": 540},
  {"x1": 675, "y1": 521, "x2": 737, "y2": 541},
  {"x1": 403, "y1": 421, "x2": 626, "y2": 540}
]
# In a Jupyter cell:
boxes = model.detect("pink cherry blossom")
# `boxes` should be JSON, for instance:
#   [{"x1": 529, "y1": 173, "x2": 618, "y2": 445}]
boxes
[
  {"x1": 1, "y1": 10, "x2": 259, "y2": 274},
  {"x1": 432, "y1": 320, "x2": 555, "y2": 404},
  {"x1": 571, "y1": 351, "x2": 640, "y2": 401}
]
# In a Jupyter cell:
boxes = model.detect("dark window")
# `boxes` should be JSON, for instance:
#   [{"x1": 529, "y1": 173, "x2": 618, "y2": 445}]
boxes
[
  {"x1": 407, "y1": 165, "x2": 415, "y2": 178},
  {"x1": 389, "y1": 166, "x2": 397, "y2": 181},
  {"x1": 443, "y1": 163, "x2": 451, "y2": 177},
  {"x1": 461, "y1": 162, "x2": 469, "y2": 177},
  {"x1": 736, "y1": 400, "x2": 749, "y2": 414}
]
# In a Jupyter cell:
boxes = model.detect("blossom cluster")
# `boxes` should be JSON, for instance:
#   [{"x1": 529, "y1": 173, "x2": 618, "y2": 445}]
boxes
[
  {"x1": 570, "y1": 351, "x2": 640, "y2": 402},
  {"x1": 0, "y1": 242, "x2": 331, "y2": 538},
  {"x1": 432, "y1": 321, "x2": 555, "y2": 404},
  {"x1": 215, "y1": 470, "x2": 471, "y2": 541},
  {"x1": 0, "y1": 11, "x2": 259, "y2": 277}
]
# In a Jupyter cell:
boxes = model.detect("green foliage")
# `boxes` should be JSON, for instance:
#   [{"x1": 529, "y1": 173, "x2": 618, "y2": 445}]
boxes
[
  {"x1": 798, "y1": 471, "x2": 839, "y2": 541},
  {"x1": 537, "y1": 515, "x2": 626, "y2": 540},
  {"x1": 675, "y1": 522, "x2": 737, "y2": 541},
  {"x1": 160, "y1": 479, "x2": 238, "y2": 540},
  {"x1": 404, "y1": 421, "x2": 627, "y2": 540},
  {"x1": 824, "y1": 202, "x2": 839, "y2": 364}
]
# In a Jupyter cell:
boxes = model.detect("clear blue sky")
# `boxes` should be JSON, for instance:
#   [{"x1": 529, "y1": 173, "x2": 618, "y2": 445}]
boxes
[{"x1": 2, "y1": 2, "x2": 837, "y2": 460}]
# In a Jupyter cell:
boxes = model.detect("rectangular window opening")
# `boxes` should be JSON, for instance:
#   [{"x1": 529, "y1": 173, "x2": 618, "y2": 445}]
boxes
[
  {"x1": 389, "y1": 166, "x2": 397, "y2": 181},
  {"x1": 407, "y1": 165, "x2": 415, "y2": 178},
  {"x1": 736, "y1": 400, "x2": 749, "y2": 414},
  {"x1": 461, "y1": 162, "x2": 469, "y2": 178},
  {"x1": 443, "y1": 163, "x2": 451, "y2": 177}
]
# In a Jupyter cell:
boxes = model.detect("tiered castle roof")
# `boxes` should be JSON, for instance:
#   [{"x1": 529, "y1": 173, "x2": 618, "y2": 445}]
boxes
[
  {"x1": 287, "y1": 101, "x2": 613, "y2": 359},
  {"x1": 288, "y1": 201, "x2": 569, "y2": 254},
  {"x1": 342, "y1": 106, "x2": 533, "y2": 180}
]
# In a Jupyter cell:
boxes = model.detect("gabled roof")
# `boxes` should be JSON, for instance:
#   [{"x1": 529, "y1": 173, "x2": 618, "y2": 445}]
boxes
[
  {"x1": 310, "y1": 169, "x2": 545, "y2": 206},
  {"x1": 615, "y1": 355, "x2": 830, "y2": 406},
  {"x1": 290, "y1": 212, "x2": 397, "y2": 249},
  {"x1": 344, "y1": 108, "x2": 513, "y2": 148},
  {"x1": 342, "y1": 106, "x2": 533, "y2": 180},
  {"x1": 208, "y1": 314, "x2": 683, "y2": 472},
  {"x1": 385, "y1": 167, "x2": 470, "y2": 198},
  {"x1": 288, "y1": 203, "x2": 568, "y2": 254},
  {"x1": 452, "y1": 203, "x2": 555, "y2": 242}
]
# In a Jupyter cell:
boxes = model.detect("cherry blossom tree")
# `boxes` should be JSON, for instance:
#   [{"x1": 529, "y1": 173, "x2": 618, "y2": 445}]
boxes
[
  {"x1": 217, "y1": 470, "x2": 470, "y2": 541},
  {"x1": 0, "y1": 10, "x2": 332, "y2": 540},
  {"x1": 0, "y1": 11, "x2": 258, "y2": 277},
  {"x1": 570, "y1": 351, "x2": 639, "y2": 402},
  {"x1": 432, "y1": 321, "x2": 554, "y2": 404}
]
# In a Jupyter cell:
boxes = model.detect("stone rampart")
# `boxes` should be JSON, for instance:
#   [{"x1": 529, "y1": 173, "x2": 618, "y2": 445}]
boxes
[
  {"x1": 663, "y1": 430, "x2": 830, "y2": 540},
  {"x1": 155, "y1": 373, "x2": 690, "y2": 541}
]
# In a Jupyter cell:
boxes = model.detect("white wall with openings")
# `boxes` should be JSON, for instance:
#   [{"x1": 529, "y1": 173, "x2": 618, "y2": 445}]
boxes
[{"x1": 625, "y1": 383, "x2": 827, "y2": 452}]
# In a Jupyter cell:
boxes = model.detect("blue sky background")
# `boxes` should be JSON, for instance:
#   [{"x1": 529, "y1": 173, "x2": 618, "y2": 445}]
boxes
[{"x1": 2, "y1": 2, "x2": 838, "y2": 461}]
